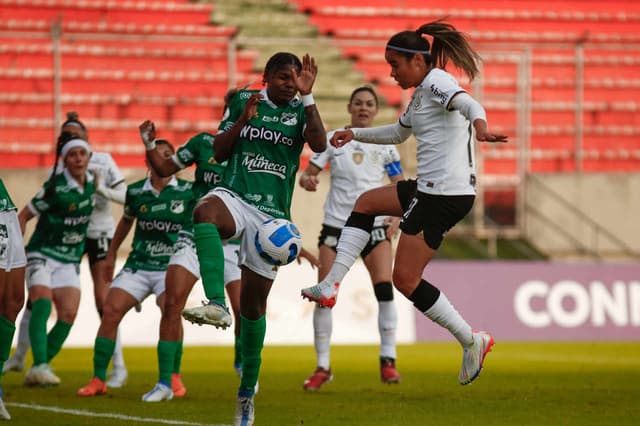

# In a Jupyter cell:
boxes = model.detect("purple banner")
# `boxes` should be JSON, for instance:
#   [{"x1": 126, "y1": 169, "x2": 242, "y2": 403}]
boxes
[{"x1": 416, "y1": 261, "x2": 640, "y2": 341}]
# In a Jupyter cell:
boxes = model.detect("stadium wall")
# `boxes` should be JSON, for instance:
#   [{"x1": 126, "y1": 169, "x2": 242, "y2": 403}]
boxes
[{"x1": 524, "y1": 173, "x2": 640, "y2": 257}]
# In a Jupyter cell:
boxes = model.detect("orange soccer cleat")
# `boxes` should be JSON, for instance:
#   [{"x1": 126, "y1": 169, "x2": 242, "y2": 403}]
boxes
[
  {"x1": 171, "y1": 373, "x2": 187, "y2": 398},
  {"x1": 77, "y1": 377, "x2": 107, "y2": 397}
]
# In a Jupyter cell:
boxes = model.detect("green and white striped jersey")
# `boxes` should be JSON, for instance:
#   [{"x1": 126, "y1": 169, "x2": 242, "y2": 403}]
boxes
[
  {"x1": 122, "y1": 177, "x2": 195, "y2": 271},
  {"x1": 173, "y1": 132, "x2": 226, "y2": 200},
  {"x1": 0, "y1": 178, "x2": 16, "y2": 212},
  {"x1": 218, "y1": 89, "x2": 307, "y2": 220},
  {"x1": 26, "y1": 170, "x2": 96, "y2": 264}
]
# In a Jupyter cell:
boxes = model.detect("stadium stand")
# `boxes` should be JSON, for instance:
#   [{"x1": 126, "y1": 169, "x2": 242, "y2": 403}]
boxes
[
  {"x1": 0, "y1": 1, "x2": 261, "y2": 167},
  {"x1": 287, "y1": 0, "x2": 640, "y2": 178}
]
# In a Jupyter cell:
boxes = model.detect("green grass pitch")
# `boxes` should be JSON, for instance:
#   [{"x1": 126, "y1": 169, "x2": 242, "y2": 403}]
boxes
[{"x1": 2, "y1": 342, "x2": 639, "y2": 425}]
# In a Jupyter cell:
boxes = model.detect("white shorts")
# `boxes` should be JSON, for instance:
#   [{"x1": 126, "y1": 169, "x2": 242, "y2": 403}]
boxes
[
  {"x1": 0, "y1": 210, "x2": 27, "y2": 271},
  {"x1": 110, "y1": 268, "x2": 165, "y2": 303},
  {"x1": 168, "y1": 232, "x2": 242, "y2": 285},
  {"x1": 206, "y1": 187, "x2": 279, "y2": 280},
  {"x1": 25, "y1": 253, "x2": 80, "y2": 289}
]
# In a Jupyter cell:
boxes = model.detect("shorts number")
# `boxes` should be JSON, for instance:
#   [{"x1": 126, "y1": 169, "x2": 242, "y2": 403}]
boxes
[
  {"x1": 370, "y1": 227, "x2": 387, "y2": 243},
  {"x1": 97, "y1": 237, "x2": 110, "y2": 254}
]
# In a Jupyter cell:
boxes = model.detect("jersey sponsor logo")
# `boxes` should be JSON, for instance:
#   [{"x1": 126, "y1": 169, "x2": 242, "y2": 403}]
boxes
[
  {"x1": 151, "y1": 204, "x2": 167, "y2": 212},
  {"x1": 429, "y1": 84, "x2": 447, "y2": 105},
  {"x1": 33, "y1": 199, "x2": 49, "y2": 211},
  {"x1": 170, "y1": 200, "x2": 185, "y2": 214},
  {"x1": 62, "y1": 231, "x2": 84, "y2": 245},
  {"x1": 245, "y1": 193, "x2": 262, "y2": 203},
  {"x1": 178, "y1": 150, "x2": 194, "y2": 163},
  {"x1": 144, "y1": 240, "x2": 175, "y2": 257},
  {"x1": 280, "y1": 112, "x2": 298, "y2": 126},
  {"x1": 239, "y1": 124, "x2": 295, "y2": 147},
  {"x1": 241, "y1": 153, "x2": 287, "y2": 179},
  {"x1": 138, "y1": 219, "x2": 183, "y2": 233},
  {"x1": 203, "y1": 170, "x2": 222, "y2": 185},
  {"x1": 63, "y1": 215, "x2": 91, "y2": 226}
]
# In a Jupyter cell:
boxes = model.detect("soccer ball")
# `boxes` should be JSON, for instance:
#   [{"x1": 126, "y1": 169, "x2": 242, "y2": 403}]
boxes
[{"x1": 255, "y1": 218, "x2": 302, "y2": 266}]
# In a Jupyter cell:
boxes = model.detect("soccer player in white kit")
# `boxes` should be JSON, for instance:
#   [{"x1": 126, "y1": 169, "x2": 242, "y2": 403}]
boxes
[
  {"x1": 299, "y1": 86, "x2": 405, "y2": 390},
  {"x1": 302, "y1": 20, "x2": 508, "y2": 387},
  {"x1": 4, "y1": 112, "x2": 129, "y2": 387}
]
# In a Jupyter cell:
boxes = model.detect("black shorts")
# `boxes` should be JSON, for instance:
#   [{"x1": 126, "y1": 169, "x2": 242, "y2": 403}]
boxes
[
  {"x1": 84, "y1": 237, "x2": 111, "y2": 265},
  {"x1": 398, "y1": 187, "x2": 474, "y2": 250},
  {"x1": 318, "y1": 224, "x2": 389, "y2": 259}
]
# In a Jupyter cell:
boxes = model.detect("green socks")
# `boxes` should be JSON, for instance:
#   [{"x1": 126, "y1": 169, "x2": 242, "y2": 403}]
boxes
[
  {"x1": 158, "y1": 340, "x2": 178, "y2": 385},
  {"x1": 234, "y1": 334, "x2": 242, "y2": 370},
  {"x1": 173, "y1": 340, "x2": 183, "y2": 374},
  {"x1": 239, "y1": 315, "x2": 266, "y2": 394},
  {"x1": 94, "y1": 336, "x2": 116, "y2": 381},
  {"x1": 29, "y1": 298, "x2": 52, "y2": 365},
  {"x1": 194, "y1": 223, "x2": 226, "y2": 305},
  {"x1": 0, "y1": 315, "x2": 16, "y2": 373},
  {"x1": 47, "y1": 320, "x2": 72, "y2": 362}
]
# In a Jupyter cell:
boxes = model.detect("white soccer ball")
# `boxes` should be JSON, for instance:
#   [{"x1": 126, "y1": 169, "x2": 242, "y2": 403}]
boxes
[{"x1": 254, "y1": 218, "x2": 302, "y2": 266}]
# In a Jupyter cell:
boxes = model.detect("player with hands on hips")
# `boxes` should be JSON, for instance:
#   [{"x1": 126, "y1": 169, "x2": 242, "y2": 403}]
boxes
[{"x1": 302, "y1": 19, "x2": 507, "y2": 387}]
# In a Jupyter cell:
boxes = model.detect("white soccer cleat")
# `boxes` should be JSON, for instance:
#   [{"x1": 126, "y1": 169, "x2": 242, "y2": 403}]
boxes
[
  {"x1": 106, "y1": 366, "x2": 128, "y2": 388},
  {"x1": 301, "y1": 280, "x2": 340, "y2": 308},
  {"x1": 234, "y1": 392, "x2": 255, "y2": 426},
  {"x1": 182, "y1": 300, "x2": 232, "y2": 329},
  {"x1": 141, "y1": 382, "x2": 174, "y2": 402},
  {"x1": 0, "y1": 399, "x2": 9, "y2": 420},
  {"x1": 24, "y1": 364, "x2": 61, "y2": 387},
  {"x1": 0, "y1": 386, "x2": 10, "y2": 420},
  {"x1": 2, "y1": 354, "x2": 25, "y2": 374},
  {"x1": 459, "y1": 330, "x2": 495, "y2": 385}
]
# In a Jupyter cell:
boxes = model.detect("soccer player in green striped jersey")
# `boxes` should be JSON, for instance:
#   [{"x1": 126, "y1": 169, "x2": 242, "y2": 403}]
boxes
[
  {"x1": 160, "y1": 52, "x2": 326, "y2": 426},
  {"x1": 17, "y1": 133, "x2": 95, "y2": 387},
  {"x1": 77, "y1": 140, "x2": 196, "y2": 398},
  {"x1": 0, "y1": 178, "x2": 27, "y2": 419},
  {"x1": 139, "y1": 115, "x2": 243, "y2": 401}
]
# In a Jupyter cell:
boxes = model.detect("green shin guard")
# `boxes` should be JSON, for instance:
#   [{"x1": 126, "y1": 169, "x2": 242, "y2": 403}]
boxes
[
  {"x1": 46, "y1": 320, "x2": 72, "y2": 362},
  {"x1": 158, "y1": 340, "x2": 178, "y2": 384},
  {"x1": 94, "y1": 336, "x2": 116, "y2": 381},
  {"x1": 29, "y1": 298, "x2": 52, "y2": 365},
  {"x1": 173, "y1": 340, "x2": 183, "y2": 374},
  {"x1": 239, "y1": 315, "x2": 266, "y2": 394},
  {"x1": 0, "y1": 315, "x2": 16, "y2": 372},
  {"x1": 194, "y1": 223, "x2": 226, "y2": 305}
]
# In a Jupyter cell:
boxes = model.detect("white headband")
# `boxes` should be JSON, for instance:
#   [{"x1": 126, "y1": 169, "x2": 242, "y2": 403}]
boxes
[{"x1": 61, "y1": 138, "x2": 91, "y2": 159}]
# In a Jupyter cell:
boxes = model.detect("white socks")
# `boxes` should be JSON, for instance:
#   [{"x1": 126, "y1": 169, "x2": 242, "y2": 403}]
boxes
[
  {"x1": 378, "y1": 301, "x2": 397, "y2": 360},
  {"x1": 13, "y1": 309, "x2": 32, "y2": 360},
  {"x1": 112, "y1": 329, "x2": 126, "y2": 370},
  {"x1": 424, "y1": 293, "x2": 473, "y2": 347},
  {"x1": 325, "y1": 227, "x2": 371, "y2": 284},
  {"x1": 313, "y1": 305, "x2": 332, "y2": 370}
]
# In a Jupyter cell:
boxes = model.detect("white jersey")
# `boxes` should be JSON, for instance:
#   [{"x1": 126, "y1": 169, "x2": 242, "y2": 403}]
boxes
[
  {"x1": 399, "y1": 68, "x2": 476, "y2": 196},
  {"x1": 87, "y1": 152, "x2": 125, "y2": 239},
  {"x1": 310, "y1": 132, "x2": 401, "y2": 228}
]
